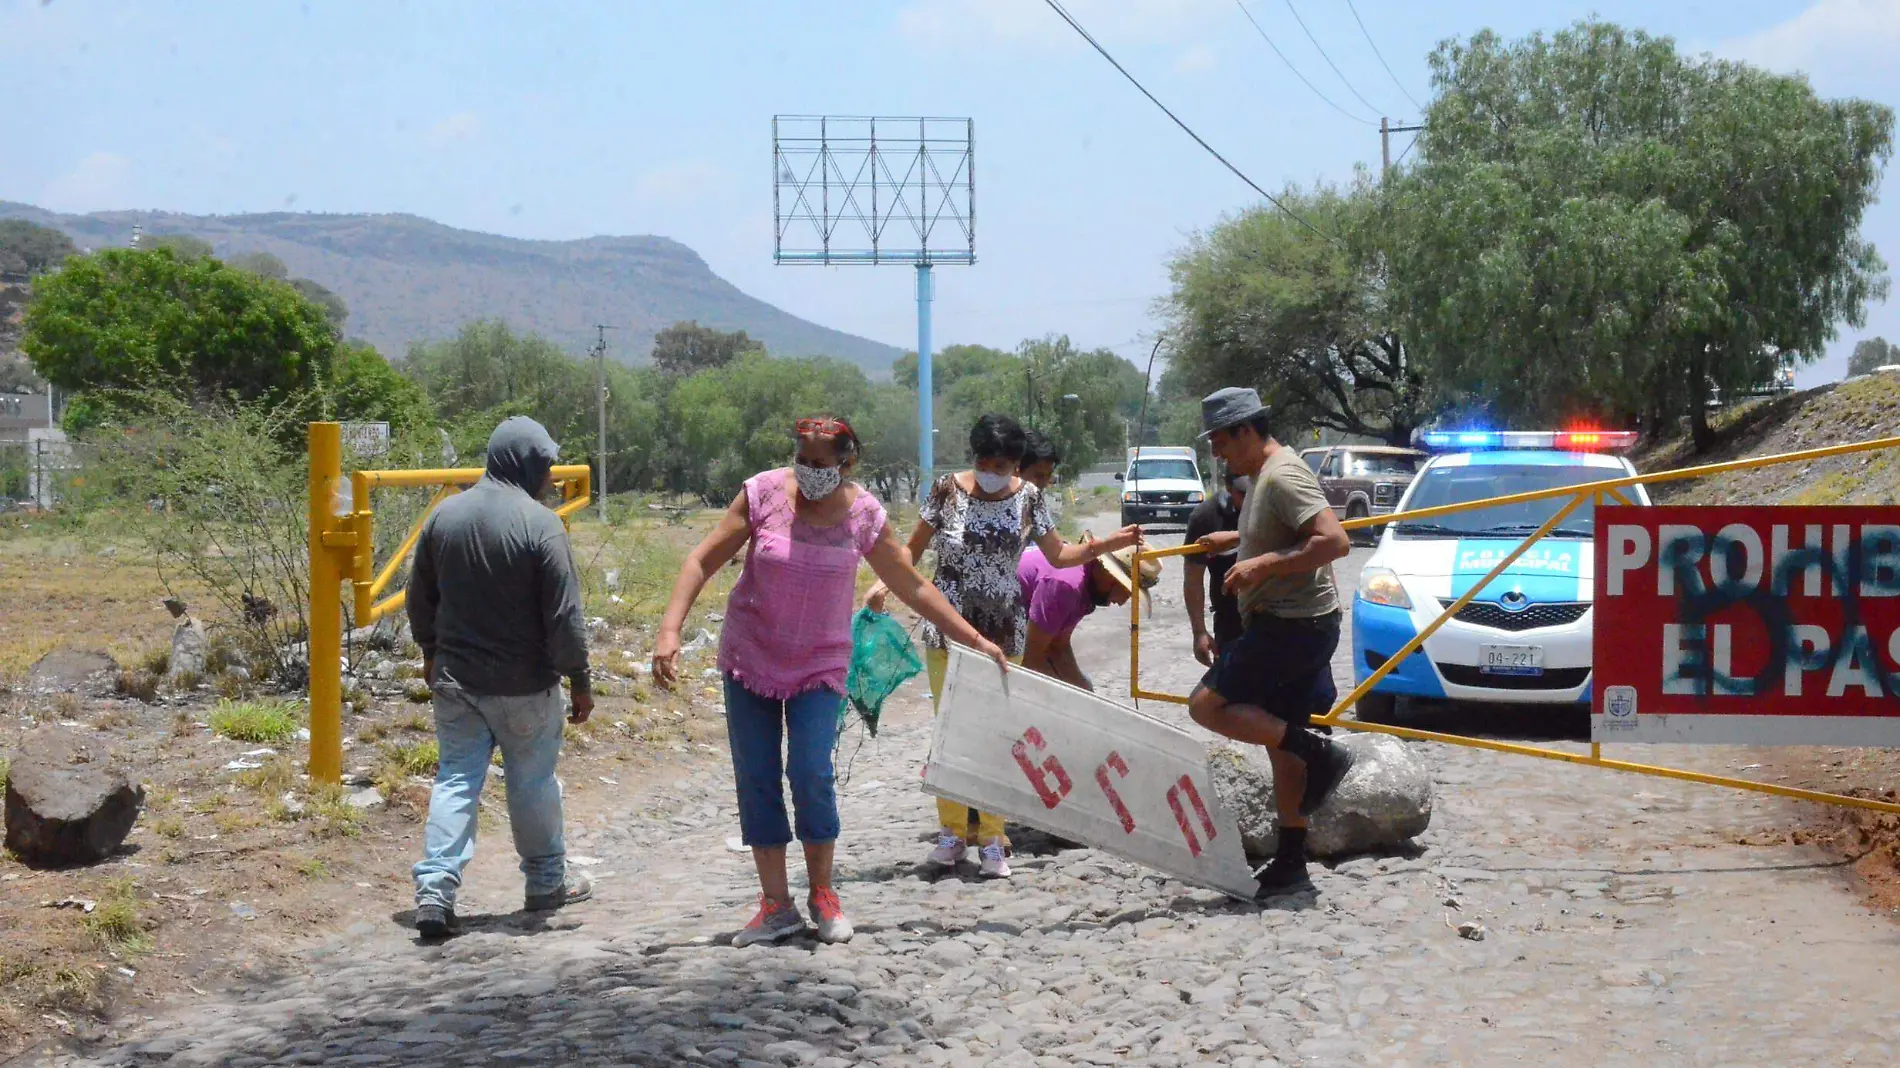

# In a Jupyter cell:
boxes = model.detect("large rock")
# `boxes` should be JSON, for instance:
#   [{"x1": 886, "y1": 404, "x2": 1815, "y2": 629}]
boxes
[
  {"x1": 3, "y1": 725, "x2": 145, "y2": 867},
  {"x1": 1208, "y1": 733, "x2": 1432, "y2": 860},
  {"x1": 23, "y1": 649, "x2": 118, "y2": 696},
  {"x1": 169, "y1": 618, "x2": 208, "y2": 681}
]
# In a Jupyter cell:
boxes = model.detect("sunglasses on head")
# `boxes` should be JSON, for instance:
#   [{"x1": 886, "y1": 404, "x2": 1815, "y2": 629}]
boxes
[{"x1": 795, "y1": 417, "x2": 856, "y2": 439}]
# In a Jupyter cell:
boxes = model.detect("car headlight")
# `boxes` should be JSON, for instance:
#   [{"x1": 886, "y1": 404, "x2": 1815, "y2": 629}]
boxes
[
  {"x1": 1122, "y1": 491, "x2": 1137, "y2": 503},
  {"x1": 1358, "y1": 566, "x2": 1412, "y2": 609},
  {"x1": 1187, "y1": 491, "x2": 1205, "y2": 503}
]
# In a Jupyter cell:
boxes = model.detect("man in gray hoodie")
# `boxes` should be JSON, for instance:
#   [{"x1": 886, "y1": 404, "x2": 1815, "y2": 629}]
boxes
[{"x1": 407, "y1": 416, "x2": 593, "y2": 937}]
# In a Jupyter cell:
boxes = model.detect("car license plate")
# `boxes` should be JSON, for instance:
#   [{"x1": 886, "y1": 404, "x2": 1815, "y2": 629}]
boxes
[{"x1": 1479, "y1": 644, "x2": 1543, "y2": 675}]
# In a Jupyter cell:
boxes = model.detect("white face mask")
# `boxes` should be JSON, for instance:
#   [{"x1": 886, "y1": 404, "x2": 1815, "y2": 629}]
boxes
[
  {"x1": 974, "y1": 470, "x2": 1014, "y2": 495},
  {"x1": 793, "y1": 461, "x2": 843, "y2": 500}
]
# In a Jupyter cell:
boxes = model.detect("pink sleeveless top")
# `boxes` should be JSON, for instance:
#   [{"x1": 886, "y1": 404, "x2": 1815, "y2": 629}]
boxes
[{"x1": 717, "y1": 469, "x2": 888, "y2": 699}]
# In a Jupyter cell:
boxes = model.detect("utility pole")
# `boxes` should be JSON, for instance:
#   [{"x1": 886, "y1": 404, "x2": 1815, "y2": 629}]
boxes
[
  {"x1": 1381, "y1": 117, "x2": 1426, "y2": 177},
  {"x1": 590, "y1": 325, "x2": 615, "y2": 522}
]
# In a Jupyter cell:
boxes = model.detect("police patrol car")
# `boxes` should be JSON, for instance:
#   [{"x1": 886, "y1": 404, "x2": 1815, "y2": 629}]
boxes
[{"x1": 1350, "y1": 429, "x2": 1647, "y2": 722}]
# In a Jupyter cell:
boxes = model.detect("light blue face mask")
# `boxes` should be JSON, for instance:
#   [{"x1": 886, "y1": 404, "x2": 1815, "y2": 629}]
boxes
[{"x1": 974, "y1": 470, "x2": 1013, "y2": 494}]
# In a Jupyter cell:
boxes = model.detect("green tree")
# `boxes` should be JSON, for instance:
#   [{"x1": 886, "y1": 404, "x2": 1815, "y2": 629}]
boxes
[
  {"x1": 1165, "y1": 184, "x2": 1424, "y2": 446},
  {"x1": 22, "y1": 247, "x2": 338, "y2": 424},
  {"x1": 649, "y1": 320, "x2": 764, "y2": 376},
  {"x1": 290, "y1": 277, "x2": 348, "y2": 331},
  {"x1": 404, "y1": 320, "x2": 596, "y2": 456},
  {"x1": 855, "y1": 381, "x2": 923, "y2": 502},
  {"x1": 142, "y1": 234, "x2": 214, "y2": 261},
  {"x1": 1391, "y1": 20, "x2": 1893, "y2": 449},
  {"x1": 322, "y1": 341, "x2": 431, "y2": 432},
  {"x1": 0, "y1": 220, "x2": 76, "y2": 276},
  {"x1": 665, "y1": 352, "x2": 873, "y2": 501},
  {"x1": 229, "y1": 251, "x2": 289, "y2": 280},
  {"x1": 1849, "y1": 337, "x2": 1899, "y2": 377},
  {"x1": 892, "y1": 339, "x2": 1149, "y2": 474}
]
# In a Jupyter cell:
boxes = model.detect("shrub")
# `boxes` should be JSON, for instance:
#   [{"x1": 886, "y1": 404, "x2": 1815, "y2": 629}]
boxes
[
  {"x1": 209, "y1": 699, "x2": 299, "y2": 743},
  {"x1": 115, "y1": 669, "x2": 159, "y2": 703},
  {"x1": 383, "y1": 740, "x2": 438, "y2": 778},
  {"x1": 81, "y1": 879, "x2": 152, "y2": 954}
]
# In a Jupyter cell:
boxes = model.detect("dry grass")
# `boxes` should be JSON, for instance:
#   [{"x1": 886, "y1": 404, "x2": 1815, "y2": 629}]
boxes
[
  {"x1": 403, "y1": 681, "x2": 433, "y2": 704},
  {"x1": 235, "y1": 758, "x2": 299, "y2": 797},
  {"x1": 306, "y1": 785, "x2": 364, "y2": 840}
]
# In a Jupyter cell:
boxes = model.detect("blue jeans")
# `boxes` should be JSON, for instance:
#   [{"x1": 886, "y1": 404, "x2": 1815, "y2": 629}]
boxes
[
  {"x1": 413, "y1": 680, "x2": 568, "y2": 909},
  {"x1": 724, "y1": 676, "x2": 842, "y2": 847}
]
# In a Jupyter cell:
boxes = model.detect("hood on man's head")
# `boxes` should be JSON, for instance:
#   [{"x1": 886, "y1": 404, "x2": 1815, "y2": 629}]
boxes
[{"x1": 485, "y1": 416, "x2": 560, "y2": 495}]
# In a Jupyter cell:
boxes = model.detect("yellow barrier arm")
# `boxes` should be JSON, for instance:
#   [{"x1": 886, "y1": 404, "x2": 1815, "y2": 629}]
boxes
[{"x1": 1313, "y1": 491, "x2": 1587, "y2": 725}]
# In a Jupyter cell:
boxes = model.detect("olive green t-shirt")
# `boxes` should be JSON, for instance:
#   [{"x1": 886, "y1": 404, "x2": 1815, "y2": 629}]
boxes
[{"x1": 1236, "y1": 447, "x2": 1340, "y2": 619}]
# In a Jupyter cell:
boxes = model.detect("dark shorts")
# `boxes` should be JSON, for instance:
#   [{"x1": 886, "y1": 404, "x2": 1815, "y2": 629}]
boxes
[{"x1": 1200, "y1": 610, "x2": 1341, "y2": 727}]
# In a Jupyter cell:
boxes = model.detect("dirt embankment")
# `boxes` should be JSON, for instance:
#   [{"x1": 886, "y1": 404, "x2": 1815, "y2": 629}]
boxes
[{"x1": 1634, "y1": 374, "x2": 1900, "y2": 918}]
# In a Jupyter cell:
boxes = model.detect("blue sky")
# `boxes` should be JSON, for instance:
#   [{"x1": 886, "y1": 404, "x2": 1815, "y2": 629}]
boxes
[{"x1": 4, "y1": 0, "x2": 1898, "y2": 386}]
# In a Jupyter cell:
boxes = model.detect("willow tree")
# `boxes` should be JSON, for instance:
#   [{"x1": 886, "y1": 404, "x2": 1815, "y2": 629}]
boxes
[{"x1": 1389, "y1": 20, "x2": 1893, "y2": 449}]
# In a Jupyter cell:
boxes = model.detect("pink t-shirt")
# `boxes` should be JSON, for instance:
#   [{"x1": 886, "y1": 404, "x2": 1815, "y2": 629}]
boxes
[
  {"x1": 1017, "y1": 547, "x2": 1095, "y2": 639},
  {"x1": 717, "y1": 470, "x2": 887, "y2": 699}
]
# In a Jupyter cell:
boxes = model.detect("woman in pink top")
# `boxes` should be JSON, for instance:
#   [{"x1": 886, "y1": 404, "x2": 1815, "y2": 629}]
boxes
[{"x1": 653, "y1": 417, "x2": 1005, "y2": 948}]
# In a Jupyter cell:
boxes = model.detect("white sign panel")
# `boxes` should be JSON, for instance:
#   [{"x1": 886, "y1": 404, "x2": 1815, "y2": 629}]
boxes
[
  {"x1": 341, "y1": 421, "x2": 390, "y2": 459},
  {"x1": 924, "y1": 644, "x2": 1256, "y2": 899}
]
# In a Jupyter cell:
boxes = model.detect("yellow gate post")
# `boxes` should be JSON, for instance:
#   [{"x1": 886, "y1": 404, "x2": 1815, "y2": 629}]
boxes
[{"x1": 307, "y1": 423, "x2": 347, "y2": 785}]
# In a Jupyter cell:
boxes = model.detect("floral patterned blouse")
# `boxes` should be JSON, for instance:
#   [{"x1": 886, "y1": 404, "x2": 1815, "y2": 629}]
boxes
[{"x1": 916, "y1": 474, "x2": 1056, "y2": 656}]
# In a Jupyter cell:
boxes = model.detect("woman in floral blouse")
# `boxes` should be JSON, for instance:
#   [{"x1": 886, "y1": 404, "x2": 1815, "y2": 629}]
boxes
[{"x1": 898, "y1": 414, "x2": 1139, "y2": 878}]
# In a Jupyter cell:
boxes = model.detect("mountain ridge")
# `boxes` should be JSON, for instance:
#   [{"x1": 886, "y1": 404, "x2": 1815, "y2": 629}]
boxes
[{"x1": 0, "y1": 202, "x2": 904, "y2": 373}]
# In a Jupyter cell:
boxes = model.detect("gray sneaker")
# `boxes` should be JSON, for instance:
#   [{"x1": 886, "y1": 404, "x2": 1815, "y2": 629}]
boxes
[
  {"x1": 734, "y1": 895, "x2": 807, "y2": 947},
  {"x1": 524, "y1": 871, "x2": 593, "y2": 913}
]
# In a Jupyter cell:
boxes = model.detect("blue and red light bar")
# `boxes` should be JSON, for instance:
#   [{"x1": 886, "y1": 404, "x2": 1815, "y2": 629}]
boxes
[{"x1": 1420, "y1": 429, "x2": 1637, "y2": 452}]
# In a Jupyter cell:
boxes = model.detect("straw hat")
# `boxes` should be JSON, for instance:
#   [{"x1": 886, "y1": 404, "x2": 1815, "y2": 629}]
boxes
[{"x1": 1087, "y1": 537, "x2": 1162, "y2": 614}]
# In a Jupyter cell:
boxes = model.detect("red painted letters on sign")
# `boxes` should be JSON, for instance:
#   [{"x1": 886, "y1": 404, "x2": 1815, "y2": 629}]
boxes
[
  {"x1": 1166, "y1": 775, "x2": 1218, "y2": 856},
  {"x1": 1094, "y1": 751, "x2": 1136, "y2": 833},
  {"x1": 1011, "y1": 727, "x2": 1074, "y2": 809}
]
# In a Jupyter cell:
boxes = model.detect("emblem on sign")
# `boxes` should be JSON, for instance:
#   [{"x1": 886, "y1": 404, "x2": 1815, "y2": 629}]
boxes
[{"x1": 1602, "y1": 685, "x2": 1638, "y2": 730}]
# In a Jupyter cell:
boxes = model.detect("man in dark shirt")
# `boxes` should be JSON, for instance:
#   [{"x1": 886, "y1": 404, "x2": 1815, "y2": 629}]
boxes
[
  {"x1": 1184, "y1": 468, "x2": 1249, "y2": 666},
  {"x1": 407, "y1": 416, "x2": 594, "y2": 938}
]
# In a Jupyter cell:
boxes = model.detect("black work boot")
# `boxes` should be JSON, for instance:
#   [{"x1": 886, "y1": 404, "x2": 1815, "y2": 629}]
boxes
[
  {"x1": 415, "y1": 903, "x2": 458, "y2": 939},
  {"x1": 1254, "y1": 827, "x2": 1314, "y2": 899},
  {"x1": 1298, "y1": 737, "x2": 1356, "y2": 817}
]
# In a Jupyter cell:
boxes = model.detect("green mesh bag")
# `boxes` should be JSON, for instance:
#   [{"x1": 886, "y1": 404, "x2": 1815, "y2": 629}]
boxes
[{"x1": 844, "y1": 607, "x2": 923, "y2": 737}]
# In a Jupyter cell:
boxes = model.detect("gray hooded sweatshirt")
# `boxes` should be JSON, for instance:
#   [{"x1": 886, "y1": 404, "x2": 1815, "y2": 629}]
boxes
[{"x1": 407, "y1": 416, "x2": 590, "y2": 696}]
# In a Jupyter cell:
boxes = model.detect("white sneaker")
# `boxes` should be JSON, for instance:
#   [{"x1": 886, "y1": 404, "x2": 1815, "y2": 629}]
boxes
[
  {"x1": 978, "y1": 839, "x2": 1012, "y2": 879},
  {"x1": 926, "y1": 831, "x2": 967, "y2": 869},
  {"x1": 809, "y1": 888, "x2": 854, "y2": 944}
]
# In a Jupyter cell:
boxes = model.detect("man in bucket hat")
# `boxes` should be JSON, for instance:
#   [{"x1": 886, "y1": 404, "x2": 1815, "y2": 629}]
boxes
[{"x1": 1189, "y1": 387, "x2": 1356, "y2": 898}]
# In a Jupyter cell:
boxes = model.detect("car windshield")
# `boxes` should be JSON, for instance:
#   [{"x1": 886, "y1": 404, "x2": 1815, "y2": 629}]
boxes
[
  {"x1": 1128, "y1": 459, "x2": 1198, "y2": 482},
  {"x1": 1349, "y1": 453, "x2": 1419, "y2": 477},
  {"x1": 1395, "y1": 463, "x2": 1617, "y2": 539}
]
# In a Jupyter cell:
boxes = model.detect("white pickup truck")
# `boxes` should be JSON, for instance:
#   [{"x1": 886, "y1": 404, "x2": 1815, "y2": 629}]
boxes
[{"x1": 1117, "y1": 446, "x2": 1206, "y2": 527}]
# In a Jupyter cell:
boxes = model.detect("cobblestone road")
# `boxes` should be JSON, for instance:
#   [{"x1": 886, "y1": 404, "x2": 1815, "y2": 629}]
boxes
[{"x1": 25, "y1": 537, "x2": 1900, "y2": 1067}]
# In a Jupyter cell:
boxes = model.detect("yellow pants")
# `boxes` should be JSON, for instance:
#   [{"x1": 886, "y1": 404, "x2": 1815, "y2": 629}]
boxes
[{"x1": 926, "y1": 647, "x2": 1014, "y2": 843}]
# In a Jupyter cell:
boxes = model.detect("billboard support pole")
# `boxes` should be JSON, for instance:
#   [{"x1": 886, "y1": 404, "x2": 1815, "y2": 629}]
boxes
[{"x1": 917, "y1": 263, "x2": 933, "y2": 487}]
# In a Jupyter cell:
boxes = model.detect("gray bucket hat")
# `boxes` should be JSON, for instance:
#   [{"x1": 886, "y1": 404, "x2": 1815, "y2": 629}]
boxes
[{"x1": 1199, "y1": 387, "x2": 1270, "y2": 438}]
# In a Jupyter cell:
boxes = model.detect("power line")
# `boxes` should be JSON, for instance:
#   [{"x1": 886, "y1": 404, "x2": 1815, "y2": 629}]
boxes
[
  {"x1": 1041, "y1": 0, "x2": 1336, "y2": 242},
  {"x1": 1279, "y1": 0, "x2": 1387, "y2": 118},
  {"x1": 1232, "y1": 0, "x2": 1376, "y2": 128},
  {"x1": 1345, "y1": 0, "x2": 1424, "y2": 113}
]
